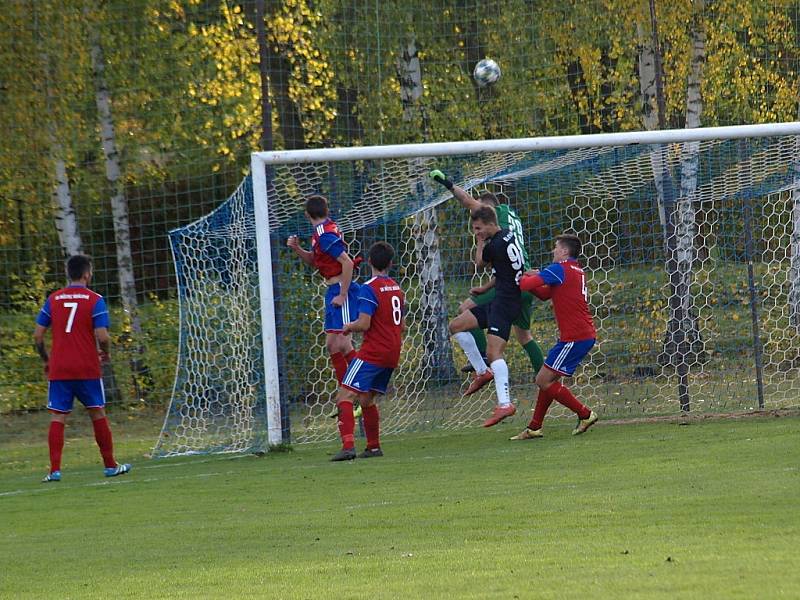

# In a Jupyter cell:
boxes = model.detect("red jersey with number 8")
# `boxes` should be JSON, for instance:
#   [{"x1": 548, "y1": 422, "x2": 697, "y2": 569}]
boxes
[{"x1": 356, "y1": 276, "x2": 405, "y2": 368}]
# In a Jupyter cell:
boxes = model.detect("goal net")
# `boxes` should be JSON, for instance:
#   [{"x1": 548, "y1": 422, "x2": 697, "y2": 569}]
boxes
[{"x1": 154, "y1": 123, "x2": 800, "y2": 456}]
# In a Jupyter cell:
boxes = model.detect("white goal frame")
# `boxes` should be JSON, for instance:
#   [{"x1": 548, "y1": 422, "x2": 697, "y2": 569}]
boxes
[{"x1": 251, "y1": 121, "x2": 800, "y2": 446}]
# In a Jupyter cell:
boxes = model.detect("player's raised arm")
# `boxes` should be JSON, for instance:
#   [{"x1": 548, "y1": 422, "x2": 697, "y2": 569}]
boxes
[
  {"x1": 286, "y1": 235, "x2": 314, "y2": 266},
  {"x1": 429, "y1": 169, "x2": 482, "y2": 212}
]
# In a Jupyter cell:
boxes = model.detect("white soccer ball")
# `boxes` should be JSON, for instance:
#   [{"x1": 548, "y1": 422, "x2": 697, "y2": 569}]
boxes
[{"x1": 473, "y1": 58, "x2": 501, "y2": 87}]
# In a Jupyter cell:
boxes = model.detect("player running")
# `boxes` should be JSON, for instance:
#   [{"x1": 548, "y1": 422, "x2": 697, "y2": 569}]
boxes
[
  {"x1": 330, "y1": 242, "x2": 405, "y2": 461},
  {"x1": 33, "y1": 254, "x2": 131, "y2": 482},
  {"x1": 287, "y1": 195, "x2": 361, "y2": 387},
  {"x1": 510, "y1": 234, "x2": 599, "y2": 440},
  {"x1": 448, "y1": 206, "x2": 524, "y2": 427},
  {"x1": 429, "y1": 169, "x2": 544, "y2": 380}
]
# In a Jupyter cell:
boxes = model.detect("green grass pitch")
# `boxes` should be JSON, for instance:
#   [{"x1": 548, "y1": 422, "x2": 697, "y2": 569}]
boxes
[{"x1": 1, "y1": 412, "x2": 799, "y2": 599}]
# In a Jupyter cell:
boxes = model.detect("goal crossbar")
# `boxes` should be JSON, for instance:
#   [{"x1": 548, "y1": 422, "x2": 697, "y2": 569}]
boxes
[{"x1": 253, "y1": 122, "x2": 800, "y2": 165}]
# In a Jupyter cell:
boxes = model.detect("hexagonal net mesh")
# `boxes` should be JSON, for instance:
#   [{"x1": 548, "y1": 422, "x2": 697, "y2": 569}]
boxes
[{"x1": 155, "y1": 134, "x2": 800, "y2": 456}]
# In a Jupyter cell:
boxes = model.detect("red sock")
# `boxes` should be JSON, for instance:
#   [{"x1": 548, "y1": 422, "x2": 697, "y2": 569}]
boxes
[
  {"x1": 346, "y1": 349, "x2": 357, "y2": 363},
  {"x1": 336, "y1": 401, "x2": 355, "y2": 449},
  {"x1": 92, "y1": 417, "x2": 117, "y2": 468},
  {"x1": 362, "y1": 404, "x2": 380, "y2": 450},
  {"x1": 48, "y1": 421, "x2": 65, "y2": 473},
  {"x1": 551, "y1": 382, "x2": 591, "y2": 418},
  {"x1": 331, "y1": 352, "x2": 349, "y2": 384},
  {"x1": 528, "y1": 389, "x2": 554, "y2": 431}
]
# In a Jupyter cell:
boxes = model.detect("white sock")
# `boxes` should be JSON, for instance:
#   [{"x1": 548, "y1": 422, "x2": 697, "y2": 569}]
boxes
[
  {"x1": 453, "y1": 332, "x2": 488, "y2": 374},
  {"x1": 490, "y1": 359, "x2": 511, "y2": 407}
]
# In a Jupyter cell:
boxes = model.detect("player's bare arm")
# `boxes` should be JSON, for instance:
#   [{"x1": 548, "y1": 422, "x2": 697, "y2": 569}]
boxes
[
  {"x1": 343, "y1": 312, "x2": 371, "y2": 334},
  {"x1": 96, "y1": 327, "x2": 111, "y2": 363},
  {"x1": 331, "y1": 253, "x2": 354, "y2": 307},
  {"x1": 474, "y1": 237, "x2": 489, "y2": 269},
  {"x1": 33, "y1": 324, "x2": 48, "y2": 363},
  {"x1": 286, "y1": 235, "x2": 314, "y2": 266},
  {"x1": 429, "y1": 169, "x2": 482, "y2": 211},
  {"x1": 470, "y1": 277, "x2": 496, "y2": 296}
]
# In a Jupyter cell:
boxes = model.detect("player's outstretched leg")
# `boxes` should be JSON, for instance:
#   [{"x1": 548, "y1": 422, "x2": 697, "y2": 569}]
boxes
[
  {"x1": 483, "y1": 358, "x2": 516, "y2": 427},
  {"x1": 547, "y1": 381, "x2": 597, "y2": 434},
  {"x1": 461, "y1": 328, "x2": 489, "y2": 373}
]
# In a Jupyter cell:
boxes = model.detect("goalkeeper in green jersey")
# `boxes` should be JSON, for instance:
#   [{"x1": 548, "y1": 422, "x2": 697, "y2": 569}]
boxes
[{"x1": 430, "y1": 169, "x2": 544, "y2": 377}]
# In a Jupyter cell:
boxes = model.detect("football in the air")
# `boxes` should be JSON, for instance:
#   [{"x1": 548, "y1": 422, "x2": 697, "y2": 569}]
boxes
[{"x1": 473, "y1": 58, "x2": 501, "y2": 87}]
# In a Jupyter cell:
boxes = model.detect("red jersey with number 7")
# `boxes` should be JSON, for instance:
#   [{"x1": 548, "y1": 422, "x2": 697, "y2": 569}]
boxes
[
  {"x1": 36, "y1": 285, "x2": 110, "y2": 380},
  {"x1": 520, "y1": 259, "x2": 596, "y2": 342},
  {"x1": 355, "y1": 276, "x2": 405, "y2": 368}
]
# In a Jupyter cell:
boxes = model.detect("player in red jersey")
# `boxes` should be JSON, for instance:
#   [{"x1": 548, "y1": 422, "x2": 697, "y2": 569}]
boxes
[
  {"x1": 510, "y1": 234, "x2": 599, "y2": 440},
  {"x1": 330, "y1": 241, "x2": 405, "y2": 461},
  {"x1": 287, "y1": 195, "x2": 361, "y2": 388},
  {"x1": 33, "y1": 255, "x2": 131, "y2": 482}
]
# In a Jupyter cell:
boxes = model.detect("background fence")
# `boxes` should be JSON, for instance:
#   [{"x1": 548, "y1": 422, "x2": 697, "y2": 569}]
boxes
[{"x1": 2, "y1": 0, "x2": 800, "y2": 416}]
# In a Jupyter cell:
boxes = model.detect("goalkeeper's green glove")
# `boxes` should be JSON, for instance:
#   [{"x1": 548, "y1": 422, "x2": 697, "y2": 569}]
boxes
[{"x1": 429, "y1": 169, "x2": 454, "y2": 190}]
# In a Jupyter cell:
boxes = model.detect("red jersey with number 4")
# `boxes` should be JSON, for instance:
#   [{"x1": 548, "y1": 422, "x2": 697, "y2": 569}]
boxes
[
  {"x1": 356, "y1": 276, "x2": 405, "y2": 368},
  {"x1": 311, "y1": 219, "x2": 348, "y2": 279},
  {"x1": 38, "y1": 286, "x2": 109, "y2": 380},
  {"x1": 521, "y1": 259, "x2": 596, "y2": 342}
]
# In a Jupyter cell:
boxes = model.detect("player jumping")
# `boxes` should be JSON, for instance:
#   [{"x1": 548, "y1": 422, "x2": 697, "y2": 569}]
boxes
[
  {"x1": 287, "y1": 195, "x2": 361, "y2": 388},
  {"x1": 448, "y1": 206, "x2": 525, "y2": 427},
  {"x1": 429, "y1": 170, "x2": 544, "y2": 380},
  {"x1": 510, "y1": 234, "x2": 599, "y2": 440},
  {"x1": 330, "y1": 242, "x2": 405, "y2": 461}
]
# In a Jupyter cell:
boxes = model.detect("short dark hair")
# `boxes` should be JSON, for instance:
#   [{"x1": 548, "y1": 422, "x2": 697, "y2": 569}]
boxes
[
  {"x1": 66, "y1": 254, "x2": 92, "y2": 281},
  {"x1": 369, "y1": 241, "x2": 395, "y2": 271},
  {"x1": 478, "y1": 192, "x2": 499, "y2": 207},
  {"x1": 556, "y1": 234, "x2": 582, "y2": 258},
  {"x1": 470, "y1": 205, "x2": 498, "y2": 226},
  {"x1": 305, "y1": 195, "x2": 329, "y2": 219}
]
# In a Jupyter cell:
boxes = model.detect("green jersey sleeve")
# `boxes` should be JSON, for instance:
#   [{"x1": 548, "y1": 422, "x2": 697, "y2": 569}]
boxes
[{"x1": 496, "y1": 204, "x2": 530, "y2": 269}]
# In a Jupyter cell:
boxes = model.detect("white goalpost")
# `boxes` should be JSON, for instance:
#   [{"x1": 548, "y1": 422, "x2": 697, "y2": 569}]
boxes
[{"x1": 154, "y1": 121, "x2": 800, "y2": 457}]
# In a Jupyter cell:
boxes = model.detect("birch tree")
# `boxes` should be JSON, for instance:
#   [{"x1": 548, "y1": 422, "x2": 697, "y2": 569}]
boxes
[
  {"x1": 86, "y1": 1, "x2": 151, "y2": 397},
  {"x1": 666, "y1": 0, "x2": 706, "y2": 368},
  {"x1": 397, "y1": 37, "x2": 456, "y2": 381}
]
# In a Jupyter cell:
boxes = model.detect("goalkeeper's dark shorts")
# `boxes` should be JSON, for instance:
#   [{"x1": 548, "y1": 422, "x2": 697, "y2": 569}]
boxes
[
  {"x1": 470, "y1": 295, "x2": 521, "y2": 342},
  {"x1": 471, "y1": 287, "x2": 534, "y2": 330}
]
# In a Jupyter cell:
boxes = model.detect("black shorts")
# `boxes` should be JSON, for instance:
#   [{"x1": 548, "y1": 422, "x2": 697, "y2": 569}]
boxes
[{"x1": 470, "y1": 296, "x2": 522, "y2": 341}]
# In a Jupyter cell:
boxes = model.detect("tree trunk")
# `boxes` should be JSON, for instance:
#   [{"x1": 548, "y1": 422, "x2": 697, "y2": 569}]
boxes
[
  {"x1": 397, "y1": 37, "x2": 456, "y2": 383},
  {"x1": 87, "y1": 5, "x2": 151, "y2": 399},
  {"x1": 37, "y1": 2, "x2": 123, "y2": 404},
  {"x1": 637, "y1": 20, "x2": 666, "y2": 226},
  {"x1": 664, "y1": 0, "x2": 705, "y2": 370},
  {"x1": 50, "y1": 150, "x2": 83, "y2": 257}
]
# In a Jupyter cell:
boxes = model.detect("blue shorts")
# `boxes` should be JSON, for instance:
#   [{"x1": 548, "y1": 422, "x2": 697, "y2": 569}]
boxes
[
  {"x1": 48, "y1": 379, "x2": 106, "y2": 413},
  {"x1": 324, "y1": 282, "x2": 361, "y2": 333},
  {"x1": 341, "y1": 358, "x2": 394, "y2": 395},
  {"x1": 544, "y1": 339, "x2": 596, "y2": 376}
]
